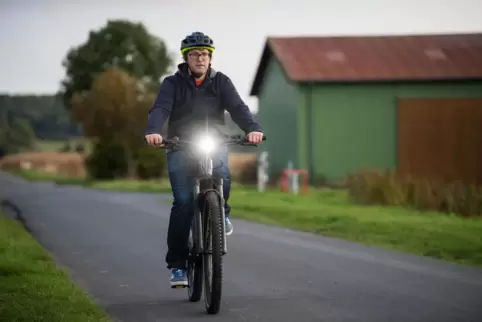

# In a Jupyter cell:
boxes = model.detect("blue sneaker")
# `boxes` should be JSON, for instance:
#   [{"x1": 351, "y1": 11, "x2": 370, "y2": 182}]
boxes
[
  {"x1": 170, "y1": 268, "x2": 188, "y2": 288},
  {"x1": 225, "y1": 217, "x2": 233, "y2": 236}
]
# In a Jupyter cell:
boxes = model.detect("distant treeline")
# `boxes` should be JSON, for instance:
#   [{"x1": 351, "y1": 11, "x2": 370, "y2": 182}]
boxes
[
  {"x1": 0, "y1": 94, "x2": 82, "y2": 156},
  {"x1": 1, "y1": 94, "x2": 81, "y2": 139},
  {"x1": 0, "y1": 93, "x2": 256, "y2": 157}
]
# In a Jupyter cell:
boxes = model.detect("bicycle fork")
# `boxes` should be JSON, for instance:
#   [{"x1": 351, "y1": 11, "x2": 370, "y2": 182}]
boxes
[
  {"x1": 218, "y1": 178, "x2": 227, "y2": 255},
  {"x1": 193, "y1": 182, "x2": 202, "y2": 255}
]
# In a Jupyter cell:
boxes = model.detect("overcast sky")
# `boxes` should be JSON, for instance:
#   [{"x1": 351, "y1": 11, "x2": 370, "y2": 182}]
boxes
[{"x1": 1, "y1": 0, "x2": 481, "y2": 112}]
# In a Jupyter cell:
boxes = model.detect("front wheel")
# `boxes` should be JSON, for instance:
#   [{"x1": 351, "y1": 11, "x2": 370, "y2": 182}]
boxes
[{"x1": 202, "y1": 191, "x2": 223, "y2": 314}]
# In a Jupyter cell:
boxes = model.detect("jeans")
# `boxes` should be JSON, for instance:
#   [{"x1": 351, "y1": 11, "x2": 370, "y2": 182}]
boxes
[{"x1": 165, "y1": 148, "x2": 231, "y2": 269}]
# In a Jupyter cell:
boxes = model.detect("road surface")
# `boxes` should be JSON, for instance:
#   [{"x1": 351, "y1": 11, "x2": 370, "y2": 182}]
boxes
[{"x1": 1, "y1": 172, "x2": 481, "y2": 322}]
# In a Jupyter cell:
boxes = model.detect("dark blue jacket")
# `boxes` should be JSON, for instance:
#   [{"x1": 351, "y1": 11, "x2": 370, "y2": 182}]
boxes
[{"x1": 145, "y1": 63, "x2": 263, "y2": 139}]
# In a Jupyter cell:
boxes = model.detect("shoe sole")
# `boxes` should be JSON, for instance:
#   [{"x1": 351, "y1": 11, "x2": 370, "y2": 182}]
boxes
[
  {"x1": 226, "y1": 227, "x2": 233, "y2": 236},
  {"x1": 170, "y1": 280, "x2": 188, "y2": 289}
]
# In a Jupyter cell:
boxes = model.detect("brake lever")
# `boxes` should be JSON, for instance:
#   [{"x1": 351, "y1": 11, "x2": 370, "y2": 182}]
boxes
[{"x1": 239, "y1": 142, "x2": 259, "y2": 146}]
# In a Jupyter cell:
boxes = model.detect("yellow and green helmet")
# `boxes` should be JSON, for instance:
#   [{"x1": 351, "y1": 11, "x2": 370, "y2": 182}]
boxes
[{"x1": 180, "y1": 31, "x2": 215, "y2": 56}]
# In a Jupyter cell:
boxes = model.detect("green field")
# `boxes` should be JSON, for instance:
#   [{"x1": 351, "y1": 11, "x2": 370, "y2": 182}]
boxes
[
  {"x1": 35, "y1": 138, "x2": 92, "y2": 153},
  {"x1": 6, "y1": 169, "x2": 482, "y2": 269},
  {"x1": 0, "y1": 210, "x2": 111, "y2": 322}
]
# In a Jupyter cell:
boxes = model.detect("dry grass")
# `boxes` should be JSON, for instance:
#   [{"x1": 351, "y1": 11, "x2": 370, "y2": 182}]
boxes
[
  {"x1": 347, "y1": 169, "x2": 482, "y2": 218},
  {"x1": 0, "y1": 152, "x2": 86, "y2": 178},
  {"x1": 228, "y1": 153, "x2": 257, "y2": 183},
  {"x1": 0, "y1": 151, "x2": 258, "y2": 182}
]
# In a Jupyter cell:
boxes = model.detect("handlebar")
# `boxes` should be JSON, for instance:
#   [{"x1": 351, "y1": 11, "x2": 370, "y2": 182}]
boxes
[{"x1": 158, "y1": 134, "x2": 267, "y2": 149}]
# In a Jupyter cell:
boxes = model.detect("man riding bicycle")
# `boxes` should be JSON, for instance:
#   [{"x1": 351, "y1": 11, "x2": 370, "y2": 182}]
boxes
[{"x1": 145, "y1": 31, "x2": 264, "y2": 287}]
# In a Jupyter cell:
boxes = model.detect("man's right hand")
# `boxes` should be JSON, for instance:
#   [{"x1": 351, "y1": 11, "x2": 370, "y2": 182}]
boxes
[{"x1": 145, "y1": 133, "x2": 163, "y2": 146}]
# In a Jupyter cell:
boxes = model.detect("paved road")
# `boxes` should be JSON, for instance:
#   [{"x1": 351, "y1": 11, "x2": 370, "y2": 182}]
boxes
[{"x1": 1, "y1": 172, "x2": 482, "y2": 322}]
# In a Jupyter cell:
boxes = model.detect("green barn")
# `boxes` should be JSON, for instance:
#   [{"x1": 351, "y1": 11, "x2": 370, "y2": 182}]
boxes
[{"x1": 250, "y1": 32, "x2": 482, "y2": 185}]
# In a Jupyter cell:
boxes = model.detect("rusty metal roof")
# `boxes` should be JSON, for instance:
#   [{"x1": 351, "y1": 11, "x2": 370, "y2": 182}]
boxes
[{"x1": 250, "y1": 33, "x2": 482, "y2": 96}]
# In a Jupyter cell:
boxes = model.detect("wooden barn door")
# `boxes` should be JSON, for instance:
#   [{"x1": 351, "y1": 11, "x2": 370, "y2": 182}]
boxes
[{"x1": 397, "y1": 98, "x2": 482, "y2": 185}]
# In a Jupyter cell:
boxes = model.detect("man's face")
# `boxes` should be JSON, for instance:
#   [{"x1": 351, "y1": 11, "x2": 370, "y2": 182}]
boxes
[{"x1": 186, "y1": 49, "x2": 211, "y2": 76}]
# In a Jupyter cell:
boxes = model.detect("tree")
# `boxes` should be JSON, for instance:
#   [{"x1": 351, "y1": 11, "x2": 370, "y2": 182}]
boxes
[
  {"x1": 0, "y1": 114, "x2": 36, "y2": 155},
  {"x1": 60, "y1": 19, "x2": 173, "y2": 111},
  {"x1": 71, "y1": 67, "x2": 157, "y2": 178},
  {"x1": 0, "y1": 95, "x2": 36, "y2": 154}
]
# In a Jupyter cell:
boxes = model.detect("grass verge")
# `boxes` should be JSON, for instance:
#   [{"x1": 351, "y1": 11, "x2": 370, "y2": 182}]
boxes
[
  {"x1": 228, "y1": 188, "x2": 482, "y2": 268},
  {"x1": 6, "y1": 169, "x2": 482, "y2": 269},
  {"x1": 0, "y1": 210, "x2": 112, "y2": 322},
  {"x1": 7, "y1": 169, "x2": 88, "y2": 186},
  {"x1": 5, "y1": 169, "x2": 172, "y2": 193}
]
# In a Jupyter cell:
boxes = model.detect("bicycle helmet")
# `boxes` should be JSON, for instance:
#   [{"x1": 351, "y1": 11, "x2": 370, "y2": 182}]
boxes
[{"x1": 180, "y1": 31, "x2": 215, "y2": 55}]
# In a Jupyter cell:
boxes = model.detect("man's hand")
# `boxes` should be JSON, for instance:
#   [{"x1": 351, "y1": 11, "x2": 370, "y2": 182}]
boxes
[
  {"x1": 247, "y1": 131, "x2": 264, "y2": 144},
  {"x1": 145, "y1": 133, "x2": 163, "y2": 146}
]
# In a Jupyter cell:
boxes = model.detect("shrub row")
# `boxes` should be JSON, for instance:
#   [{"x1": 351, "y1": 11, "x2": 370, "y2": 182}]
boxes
[
  {"x1": 347, "y1": 169, "x2": 482, "y2": 218},
  {"x1": 85, "y1": 139, "x2": 167, "y2": 180}
]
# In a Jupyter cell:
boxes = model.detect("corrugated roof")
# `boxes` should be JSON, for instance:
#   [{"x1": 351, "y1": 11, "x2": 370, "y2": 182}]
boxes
[{"x1": 250, "y1": 33, "x2": 482, "y2": 96}]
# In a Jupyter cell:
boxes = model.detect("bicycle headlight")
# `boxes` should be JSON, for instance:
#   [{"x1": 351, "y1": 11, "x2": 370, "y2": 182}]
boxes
[{"x1": 197, "y1": 135, "x2": 216, "y2": 154}]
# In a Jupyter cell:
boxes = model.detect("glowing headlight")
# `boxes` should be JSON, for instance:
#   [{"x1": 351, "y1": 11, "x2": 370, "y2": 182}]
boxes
[{"x1": 197, "y1": 135, "x2": 216, "y2": 154}]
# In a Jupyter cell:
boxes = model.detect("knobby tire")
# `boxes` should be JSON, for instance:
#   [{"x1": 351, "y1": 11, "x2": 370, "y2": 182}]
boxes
[{"x1": 203, "y1": 191, "x2": 223, "y2": 314}]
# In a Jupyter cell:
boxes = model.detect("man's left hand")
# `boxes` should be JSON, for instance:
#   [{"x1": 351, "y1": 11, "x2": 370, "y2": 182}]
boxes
[{"x1": 247, "y1": 131, "x2": 264, "y2": 144}]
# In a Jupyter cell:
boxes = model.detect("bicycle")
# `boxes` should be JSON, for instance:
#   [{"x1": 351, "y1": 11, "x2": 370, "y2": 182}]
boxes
[{"x1": 158, "y1": 132, "x2": 266, "y2": 314}]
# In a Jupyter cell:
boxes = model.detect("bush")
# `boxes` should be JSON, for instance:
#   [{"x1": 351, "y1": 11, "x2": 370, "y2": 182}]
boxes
[
  {"x1": 75, "y1": 143, "x2": 85, "y2": 153},
  {"x1": 58, "y1": 142, "x2": 71, "y2": 152},
  {"x1": 347, "y1": 169, "x2": 482, "y2": 218},
  {"x1": 84, "y1": 139, "x2": 127, "y2": 180},
  {"x1": 84, "y1": 139, "x2": 167, "y2": 180},
  {"x1": 135, "y1": 146, "x2": 167, "y2": 179}
]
